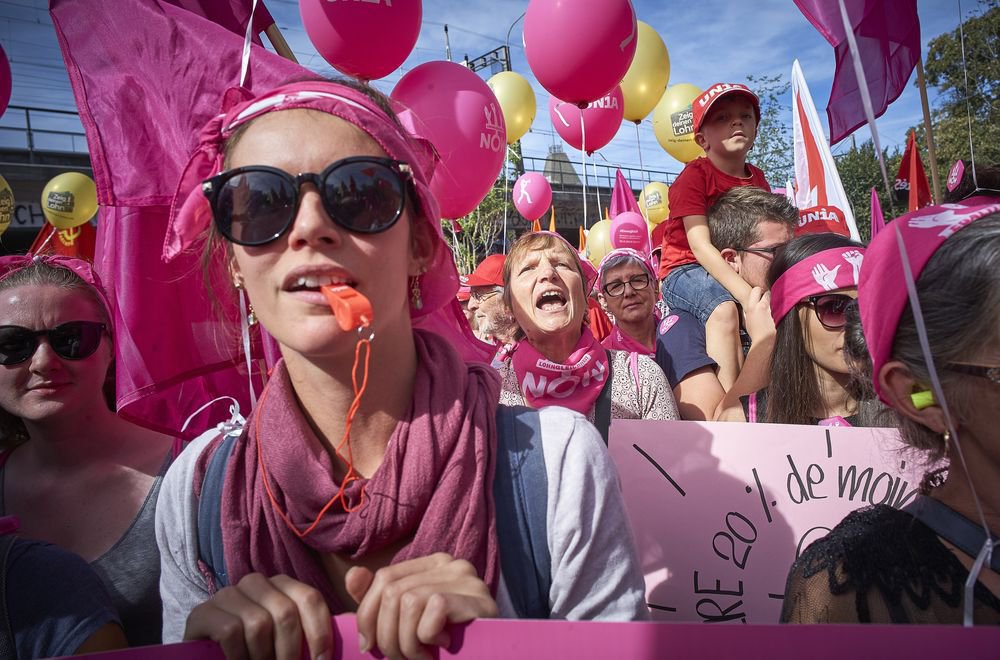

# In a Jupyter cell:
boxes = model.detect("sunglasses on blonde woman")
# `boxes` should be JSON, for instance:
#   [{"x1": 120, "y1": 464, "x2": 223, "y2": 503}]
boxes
[
  {"x1": 0, "y1": 321, "x2": 107, "y2": 366},
  {"x1": 203, "y1": 156, "x2": 412, "y2": 246}
]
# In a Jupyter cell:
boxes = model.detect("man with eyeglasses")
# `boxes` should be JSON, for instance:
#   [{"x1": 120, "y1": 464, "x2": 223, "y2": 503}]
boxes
[{"x1": 465, "y1": 254, "x2": 516, "y2": 345}]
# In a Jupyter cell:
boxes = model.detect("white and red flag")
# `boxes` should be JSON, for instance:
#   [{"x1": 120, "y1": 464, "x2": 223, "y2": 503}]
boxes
[{"x1": 791, "y1": 59, "x2": 860, "y2": 240}]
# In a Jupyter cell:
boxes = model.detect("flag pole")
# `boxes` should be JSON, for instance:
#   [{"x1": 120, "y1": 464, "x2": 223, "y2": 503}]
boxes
[
  {"x1": 915, "y1": 54, "x2": 941, "y2": 202},
  {"x1": 264, "y1": 23, "x2": 298, "y2": 63}
]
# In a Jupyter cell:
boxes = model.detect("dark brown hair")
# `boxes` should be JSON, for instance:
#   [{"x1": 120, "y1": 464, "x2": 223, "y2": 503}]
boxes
[{"x1": 708, "y1": 186, "x2": 798, "y2": 250}]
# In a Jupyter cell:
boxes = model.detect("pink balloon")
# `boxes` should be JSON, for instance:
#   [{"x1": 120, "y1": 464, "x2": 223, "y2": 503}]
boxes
[
  {"x1": 524, "y1": 0, "x2": 638, "y2": 106},
  {"x1": 611, "y1": 211, "x2": 651, "y2": 254},
  {"x1": 513, "y1": 172, "x2": 553, "y2": 221},
  {"x1": 549, "y1": 86, "x2": 624, "y2": 154},
  {"x1": 0, "y1": 45, "x2": 10, "y2": 119},
  {"x1": 391, "y1": 61, "x2": 507, "y2": 219},
  {"x1": 299, "y1": 0, "x2": 421, "y2": 80}
]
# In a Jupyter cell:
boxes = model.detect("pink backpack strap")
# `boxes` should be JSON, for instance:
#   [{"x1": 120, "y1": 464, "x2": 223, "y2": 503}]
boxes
[{"x1": 747, "y1": 391, "x2": 758, "y2": 423}]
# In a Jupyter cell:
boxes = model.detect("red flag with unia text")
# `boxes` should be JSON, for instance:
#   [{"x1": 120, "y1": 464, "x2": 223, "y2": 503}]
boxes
[
  {"x1": 793, "y1": 0, "x2": 920, "y2": 145},
  {"x1": 895, "y1": 130, "x2": 932, "y2": 211}
]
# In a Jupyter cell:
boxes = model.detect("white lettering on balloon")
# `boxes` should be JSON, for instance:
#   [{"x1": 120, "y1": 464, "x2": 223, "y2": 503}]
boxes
[{"x1": 480, "y1": 103, "x2": 504, "y2": 152}]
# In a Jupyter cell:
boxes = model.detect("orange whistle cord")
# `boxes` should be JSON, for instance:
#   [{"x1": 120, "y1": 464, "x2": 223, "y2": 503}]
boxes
[{"x1": 256, "y1": 287, "x2": 375, "y2": 540}]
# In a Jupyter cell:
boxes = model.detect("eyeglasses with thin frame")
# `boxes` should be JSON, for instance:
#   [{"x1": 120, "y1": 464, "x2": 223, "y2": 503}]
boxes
[
  {"x1": 947, "y1": 363, "x2": 1000, "y2": 384},
  {"x1": 470, "y1": 289, "x2": 502, "y2": 303},
  {"x1": 0, "y1": 321, "x2": 108, "y2": 366},
  {"x1": 805, "y1": 294, "x2": 853, "y2": 331},
  {"x1": 202, "y1": 156, "x2": 413, "y2": 247},
  {"x1": 603, "y1": 273, "x2": 651, "y2": 297},
  {"x1": 735, "y1": 243, "x2": 786, "y2": 258}
]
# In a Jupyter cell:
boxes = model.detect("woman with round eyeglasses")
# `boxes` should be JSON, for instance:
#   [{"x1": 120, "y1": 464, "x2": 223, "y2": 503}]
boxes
[
  {"x1": 157, "y1": 79, "x2": 648, "y2": 660},
  {"x1": 717, "y1": 233, "x2": 881, "y2": 426},
  {"x1": 495, "y1": 233, "x2": 677, "y2": 443},
  {"x1": 0, "y1": 255, "x2": 175, "y2": 647},
  {"x1": 782, "y1": 199, "x2": 1000, "y2": 624}
]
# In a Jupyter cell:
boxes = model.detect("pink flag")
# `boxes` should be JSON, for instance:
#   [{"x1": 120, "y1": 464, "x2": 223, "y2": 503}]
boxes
[
  {"x1": 869, "y1": 187, "x2": 885, "y2": 239},
  {"x1": 794, "y1": 0, "x2": 920, "y2": 145},
  {"x1": 162, "y1": 0, "x2": 276, "y2": 42},
  {"x1": 609, "y1": 169, "x2": 640, "y2": 218},
  {"x1": 51, "y1": 0, "x2": 306, "y2": 437}
]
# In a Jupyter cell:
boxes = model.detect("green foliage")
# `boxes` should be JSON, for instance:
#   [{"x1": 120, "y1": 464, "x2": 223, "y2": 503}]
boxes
[
  {"x1": 746, "y1": 73, "x2": 793, "y2": 187},
  {"x1": 441, "y1": 143, "x2": 522, "y2": 275},
  {"x1": 833, "y1": 140, "x2": 902, "y2": 242},
  {"x1": 918, "y1": 0, "x2": 1000, "y2": 181}
]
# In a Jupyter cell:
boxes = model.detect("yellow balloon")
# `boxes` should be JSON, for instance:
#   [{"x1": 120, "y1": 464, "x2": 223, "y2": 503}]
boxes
[
  {"x1": 620, "y1": 21, "x2": 670, "y2": 123},
  {"x1": 41, "y1": 172, "x2": 97, "y2": 229},
  {"x1": 585, "y1": 219, "x2": 614, "y2": 267},
  {"x1": 487, "y1": 71, "x2": 536, "y2": 145},
  {"x1": 0, "y1": 175, "x2": 12, "y2": 237},
  {"x1": 638, "y1": 181, "x2": 670, "y2": 224},
  {"x1": 653, "y1": 83, "x2": 706, "y2": 163}
]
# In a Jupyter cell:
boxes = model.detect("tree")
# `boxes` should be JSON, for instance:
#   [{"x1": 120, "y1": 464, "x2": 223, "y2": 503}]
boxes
[
  {"x1": 917, "y1": 0, "x2": 1000, "y2": 181},
  {"x1": 833, "y1": 140, "x2": 902, "y2": 242},
  {"x1": 746, "y1": 73, "x2": 793, "y2": 187}
]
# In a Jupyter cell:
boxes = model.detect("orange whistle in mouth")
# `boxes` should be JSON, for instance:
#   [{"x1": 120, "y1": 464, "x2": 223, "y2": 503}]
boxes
[{"x1": 321, "y1": 285, "x2": 373, "y2": 332}]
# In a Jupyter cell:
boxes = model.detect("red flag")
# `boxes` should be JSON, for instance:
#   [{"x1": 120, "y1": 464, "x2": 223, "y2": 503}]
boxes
[
  {"x1": 29, "y1": 221, "x2": 97, "y2": 260},
  {"x1": 531, "y1": 218, "x2": 542, "y2": 233},
  {"x1": 578, "y1": 225, "x2": 586, "y2": 252},
  {"x1": 894, "y1": 130, "x2": 932, "y2": 211},
  {"x1": 162, "y1": 0, "x2": 275, "y2": 42},
  {"x1": 794, "y1": 0, "x2": 920, "y2": 145}
]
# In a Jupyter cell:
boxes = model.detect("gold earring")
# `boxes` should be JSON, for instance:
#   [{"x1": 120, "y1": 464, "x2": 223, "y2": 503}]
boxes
[
  {"x1": 943, "y1": 430, "x2": 951, "y2": 455},
  {"x1": 410, "y1": 274, "x2": 423, "y2": 311}
]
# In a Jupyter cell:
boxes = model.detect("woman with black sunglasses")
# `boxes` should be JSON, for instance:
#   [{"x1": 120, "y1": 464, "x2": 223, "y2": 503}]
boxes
[
  {"x1": 0, "y1": 255, "x2": 175, "y2": 647},
  {"x1": 716, "y1": 233, "x2": 881, "y2": 426},
  {"x1": 157, "y1": 78, "x2": 647, "y2": 660}
]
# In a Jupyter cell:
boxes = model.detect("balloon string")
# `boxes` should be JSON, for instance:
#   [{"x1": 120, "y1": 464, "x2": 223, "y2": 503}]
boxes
[
  {"x1": 635, "y1": 122, "x2": 648, "y2": 222},
  {"x1": 35, "y1": 226, "x2": 57, "y2": 254},
  {"x1": 592, "y1": 159, "x2": 602, "y2": 219},
  {"x1": 502, "y1": 146, "x2": 510, "y2": 252},
  {"x1": 580, "y1": 112, "x2": 588, "y2": 229}
]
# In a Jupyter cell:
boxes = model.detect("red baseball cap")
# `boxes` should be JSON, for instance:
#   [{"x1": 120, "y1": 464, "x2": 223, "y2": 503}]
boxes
[
  {"x1": 692, "y1": 83, "x2": 761, "y2": 134},
  {"x1": 465, "y1": 254, "x2": 506, "y2": 287}
]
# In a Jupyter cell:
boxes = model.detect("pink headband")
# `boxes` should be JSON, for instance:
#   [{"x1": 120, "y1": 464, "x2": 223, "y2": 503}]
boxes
[
  {"x1": 859, "y1": 197, "x2": 1000, "y2": 401},
  {"x1": 597, "y1": 247, "x2": 657, "y2": 287},
  {"x1": 769, "y1": 247, "x2": 865, "y2": 324},
  {"x1": 0, "y1": 253, "x2": 113, "y2": 325},
  {"x1": 163, "y1": 80, "x2": 457, "y2": 319}
]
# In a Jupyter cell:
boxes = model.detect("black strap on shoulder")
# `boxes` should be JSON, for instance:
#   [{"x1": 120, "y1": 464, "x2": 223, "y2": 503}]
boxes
[
  {"x1": 903, "y1": 495, "x2": 1000, "y2": 572},
  {"x1": 197, "y1": 432, "x2": 240, "y2": 590},
  {"x1": 0, "y1": 535, "x2": 16, "y2": 660},
  {"x1": 593, "y1": 351, "x2": 614, "y2": 446},
  {"x1": 493, "y1": 405, "x2": 551, "y2": 619}
]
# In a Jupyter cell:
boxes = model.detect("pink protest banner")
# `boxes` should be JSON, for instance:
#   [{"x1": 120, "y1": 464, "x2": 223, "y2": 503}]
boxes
[
  {"x1": 610, "y1": 420, "x2": 927, "y2": 623},
  {"x1": 68, "y1": 615, "x2": 999, "y2": 659}
]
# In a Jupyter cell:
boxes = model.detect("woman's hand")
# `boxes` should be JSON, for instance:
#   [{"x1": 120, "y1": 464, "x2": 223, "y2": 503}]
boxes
[
  {"x1": 742, "y1": 287, "x2": 776, "y2": 343},
  {"x1": 346, "y1": 553, "x2": 497, "y2": 660},
  {"x1": 183, "y1": 573, "x2": 332, "y2": 660}
]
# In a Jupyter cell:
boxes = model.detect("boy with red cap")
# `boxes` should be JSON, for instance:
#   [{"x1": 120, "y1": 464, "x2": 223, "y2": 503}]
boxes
[{"x1": 657, "y1": 82, "x2": 771, "y2": 390}]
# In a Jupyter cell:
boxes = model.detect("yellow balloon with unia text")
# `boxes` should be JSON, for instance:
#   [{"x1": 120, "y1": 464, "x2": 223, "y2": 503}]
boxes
[
  {"x1": 620, "y1": 21, "x2": 670, "y2": 123},
  {"x1": 638, "y1": 181, "x2": 670, "y2": 224},
  {"x1": 653, "y1": 83, "x2": 705, "y2": 163},
  {"x1": 41, "y1": 171, "x2": 97, "y2": 229},
  {"x1": 0, "y1": 174, "x2": 12, "y2": 236},
  {"x1": 487, "y1": 71, "x2": 536, "y2": 144},
  {"x1": 585, "y1": 219, "x2": 614, "y2": 267}
]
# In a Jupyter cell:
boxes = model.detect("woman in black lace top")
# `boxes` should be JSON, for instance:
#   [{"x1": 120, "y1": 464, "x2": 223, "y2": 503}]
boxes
[{"x1": 781, "y1": 200, "x2": 1000, "y2": 624}]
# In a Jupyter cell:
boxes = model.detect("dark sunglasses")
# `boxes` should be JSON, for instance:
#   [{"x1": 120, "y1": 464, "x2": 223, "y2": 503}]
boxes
[
  {"x1": 805, "y1": 294, "x2": 853, "y2": 331},
  {"x1": 603, "y1": 273, "x2": 651, "y2": 297},
  {"x1": 203, "y1": 157, "x2": 413, "y2": 247},
  {"x1": 0, "y1": 321, "x2": 107, "y2": 366},
  {"x1": 947, "y1": 363, "x2": 1000, "y2": 384}
]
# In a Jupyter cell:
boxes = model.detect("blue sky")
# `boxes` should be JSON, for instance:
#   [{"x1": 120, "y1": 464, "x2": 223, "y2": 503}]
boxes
[{"x1": 0, "y1": 0, "x2": 979, "y2": 181}]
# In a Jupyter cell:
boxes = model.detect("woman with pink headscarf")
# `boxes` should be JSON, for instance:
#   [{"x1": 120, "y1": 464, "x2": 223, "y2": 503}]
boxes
[{"x1": 156, "y1": 78, "x2": 647, "y2": 660}]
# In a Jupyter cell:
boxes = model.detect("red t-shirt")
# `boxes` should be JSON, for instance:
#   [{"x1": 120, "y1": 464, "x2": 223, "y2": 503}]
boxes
[{"x1": 658, "y1": 157, "x2": 771, "y2": 280}]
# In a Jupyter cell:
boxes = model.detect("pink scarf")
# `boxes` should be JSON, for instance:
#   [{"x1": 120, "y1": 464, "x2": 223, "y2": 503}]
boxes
[
  {"x1": 602, "y1": 325, "x2": 653, "y2": 357},
  {"x1": 511, "y1": 327, "x2": 609, "y2": 414},
  {"x1": 198, "y1": 330, "x2": 501, "y2": 609}
]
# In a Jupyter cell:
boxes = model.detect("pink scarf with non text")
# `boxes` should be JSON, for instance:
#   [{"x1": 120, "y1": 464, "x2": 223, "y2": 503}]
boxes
[
  {"x1": 196, "y1": 330, "x2": 501, "y2": 609},
  {"x1": 511, "y1": 327, "x2": 609, "y2": 415}
]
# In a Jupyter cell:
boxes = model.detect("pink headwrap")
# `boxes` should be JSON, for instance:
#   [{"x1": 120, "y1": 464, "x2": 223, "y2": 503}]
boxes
[
  {"x1": 0, "y1": 254, "x2": 113, "y2": 327},
  {"x1": 596, "y1": 247, "x2": 657, "y2": 286},
  {"x1": 769, "y1": 246, "x2": 866, "y2": 324},
  {"x1": 858, "y1": 197, "x2": 1000, "y2": 400},
  {"x1": 163, "y1": 80, "x2": 459, "y2": 319}
]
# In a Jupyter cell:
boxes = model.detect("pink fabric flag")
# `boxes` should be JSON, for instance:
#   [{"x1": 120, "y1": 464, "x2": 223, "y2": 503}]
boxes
[
  {"x1": 869, "y1": 187, "x2": 885, "y2": 239},
  {"x1": 794, "y1": 0, "x2": 920, "y2": 145},
  {"x1": 163, "y1": 0, "x2": 276, "y2": 42},
  {"x1": 50, "y1": 0, "x2": 306, "y2": 437},
  {"x1": 609, "y1": 169, "x2": 640, "y2": 218}
]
